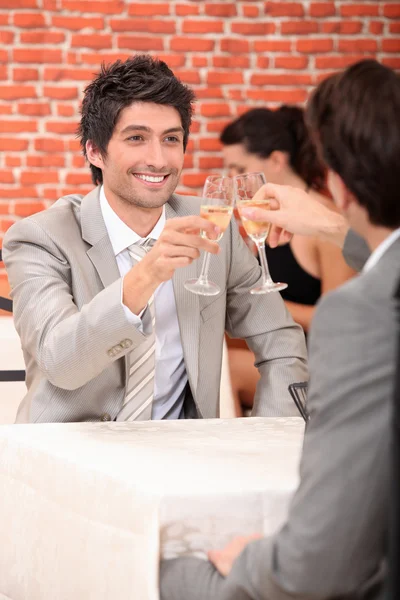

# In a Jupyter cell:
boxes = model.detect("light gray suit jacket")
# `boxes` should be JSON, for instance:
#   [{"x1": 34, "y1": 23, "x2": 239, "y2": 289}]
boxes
[
  {"x1": 3, "y1": 187, "x2": 307, "y2": 423},
  {"x1": 160, "y1": 230, "x2": 394, "y2": 600}
]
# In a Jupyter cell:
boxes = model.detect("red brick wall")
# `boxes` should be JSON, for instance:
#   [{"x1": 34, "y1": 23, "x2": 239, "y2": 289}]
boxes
[{"x1": 0, "y1": 0, "x2": 399, "y2": 283}]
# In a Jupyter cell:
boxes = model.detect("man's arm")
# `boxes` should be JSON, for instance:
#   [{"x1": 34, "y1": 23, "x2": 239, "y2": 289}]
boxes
[
  {"x1": 3, "y1": 217, "x2": 150, "y2": 390},
  {"x1": 161, "y1": 285, "x2": 390, "y2": 599},
  {"x1": 224, "y1": 286, "x2": 390, "y2": 599},
  {"x1": 224, "y1": 218, "x2": 308, "y2": 417},
  {"x1": 242, "y1": 183, "x2": 371, "y2": 271},
  {"x1": 160, "y1": 557, "x2": 252, "y2": 600},
  {"x1": 247, "y1": 183, "x2": 349, "y2": 248},
  {"x1": 3, "y1": 213, "x2": 221, "y2": 391}
]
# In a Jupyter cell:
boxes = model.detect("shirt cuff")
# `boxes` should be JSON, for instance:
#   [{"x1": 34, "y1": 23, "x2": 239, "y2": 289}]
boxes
[{"x1": 120, "y1": 278, "x2": 152, "y2": 335}]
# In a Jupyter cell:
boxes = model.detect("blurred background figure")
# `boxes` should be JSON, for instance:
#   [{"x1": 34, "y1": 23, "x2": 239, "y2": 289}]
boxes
[{"x1": 220, "y1": 106, "x2": 355, "y2": 416}]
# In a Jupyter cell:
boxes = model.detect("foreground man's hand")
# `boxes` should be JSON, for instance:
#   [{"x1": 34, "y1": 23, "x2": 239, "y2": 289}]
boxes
[
  {"x1": 240, "y1": 183, "x2": 349, "y2": 249},
  {"x1": 123, "y1": 215, "x2": 221, "y2": 315},
  {"x1": 208, "y1": 534, "x2": 262, "y2": 577}
]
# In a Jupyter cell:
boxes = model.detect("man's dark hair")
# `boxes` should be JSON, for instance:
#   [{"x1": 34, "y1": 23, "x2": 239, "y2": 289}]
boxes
[
  {"x1": 220, "y1": 106, "x2": 326, "y2": 191},
  {"x1": 306, "y1": 59, "x2": 400, "y2": 228},
  {"x1": 78, "y1": 55, "x2": 195, "y2": 185}
]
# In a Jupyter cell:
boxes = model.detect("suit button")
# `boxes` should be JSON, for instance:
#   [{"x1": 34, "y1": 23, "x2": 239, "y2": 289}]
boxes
[
  {"x1": 121, "y1": 339, "x2": 133, "y2": 349},
  {"x1": 107, "y1": 349, "x2": 115, "y2": 357},
  {"x1": 100, "y1": 413, "x2": 111, "y2": 422}
]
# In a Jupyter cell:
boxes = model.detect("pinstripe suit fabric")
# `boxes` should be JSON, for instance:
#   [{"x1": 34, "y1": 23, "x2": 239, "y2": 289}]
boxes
[{"x1": 3, "y1": 187, "x2": 308, "y2": 423}]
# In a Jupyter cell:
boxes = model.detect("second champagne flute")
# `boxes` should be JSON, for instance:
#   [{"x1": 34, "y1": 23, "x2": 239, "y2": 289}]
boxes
[
  {"x1": 184, "y1": 175, "x2": 234, "y2": 296},
  {"x1": 234, "y1": 172, "x2": 288, "y2": 294}
]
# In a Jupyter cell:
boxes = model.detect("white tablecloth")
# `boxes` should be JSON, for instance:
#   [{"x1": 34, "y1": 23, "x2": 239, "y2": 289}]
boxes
[{"x1": 0, "y1": 417, "x2": 304, "y2": 600}]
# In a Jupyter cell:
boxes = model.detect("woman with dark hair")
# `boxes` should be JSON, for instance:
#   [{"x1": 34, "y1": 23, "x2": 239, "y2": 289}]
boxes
[{"x1": 220, "y1": 106, "x2": 355, "y2": 414}]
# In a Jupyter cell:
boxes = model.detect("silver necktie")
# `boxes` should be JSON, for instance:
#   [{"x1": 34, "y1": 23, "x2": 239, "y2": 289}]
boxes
[{"x1": 117, "y1": 239, "x2": 156, "y2": 421}]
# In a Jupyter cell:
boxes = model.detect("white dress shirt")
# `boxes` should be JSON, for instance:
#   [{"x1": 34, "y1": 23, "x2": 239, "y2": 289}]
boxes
[
  {"x1": 363, "y1": 227, "x2": 400, "y2": 273},
  {"x1": 100, "y1": 187, "x2": 187, "y2": 420}
]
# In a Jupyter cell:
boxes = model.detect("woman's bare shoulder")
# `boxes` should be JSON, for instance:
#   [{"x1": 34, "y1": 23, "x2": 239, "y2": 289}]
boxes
[{"x1": 308, "y1": 189, "x2": 339, "y2": 211}]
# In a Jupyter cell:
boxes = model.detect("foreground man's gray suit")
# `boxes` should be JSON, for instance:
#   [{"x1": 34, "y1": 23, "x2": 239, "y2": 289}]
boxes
[
  {"x1": 160, "y1": 230, "x2": 393, "y2": 600},
  {"x1": 3, "y1": 187, "x2": 307, "y2": 423}
]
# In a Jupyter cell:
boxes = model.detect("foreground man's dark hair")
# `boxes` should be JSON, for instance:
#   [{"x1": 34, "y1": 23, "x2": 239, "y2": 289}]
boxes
[{"x1": 307, "y1": 59, "x2": 400, "y2": 228}]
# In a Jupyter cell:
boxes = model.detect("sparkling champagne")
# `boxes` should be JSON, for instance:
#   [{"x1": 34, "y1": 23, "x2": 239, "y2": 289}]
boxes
[
  {"x1": 200, "y1": 205, "x2": 233, "y2": 241},
  {"x1": 237, "y1": 199, "x2": 271, "y2": 242}
]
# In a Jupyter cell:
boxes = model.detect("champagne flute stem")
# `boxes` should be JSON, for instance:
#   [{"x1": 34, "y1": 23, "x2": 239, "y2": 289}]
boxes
[
  {"x1": 197, "y1": 251, "x2": 212, "y2": 285},
  {"x1": 256, "y1": 239, "x2": 274, "y2": 286}
]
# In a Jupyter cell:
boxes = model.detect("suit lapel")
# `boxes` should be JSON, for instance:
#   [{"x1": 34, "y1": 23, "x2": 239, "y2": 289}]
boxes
[
  {"x1": 166, "y1": 198, "x2": 200, "y2": 396},
  {"x1": 80, "y1": 187, "x2": 129, "y2": 386},
  {"x1": 80, "y1": 187, "x2": 121, "y2": 289}
]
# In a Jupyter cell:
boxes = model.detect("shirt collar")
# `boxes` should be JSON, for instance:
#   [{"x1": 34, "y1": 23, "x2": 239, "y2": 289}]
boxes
[
  {"x1": 363, "y1": 227, "x2": 400, "y2": 273},
  {"x1": 100, "y1": 186, "x2": 166, "y2": 257}
]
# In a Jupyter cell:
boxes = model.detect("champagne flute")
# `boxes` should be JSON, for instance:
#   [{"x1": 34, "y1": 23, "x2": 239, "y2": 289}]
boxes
[
  {"x1": 234, "y1": 172, "x2": 288, "y2": 294},
  {"x1": 184, "y1": 175, "x2": 234, "y2": 296}
]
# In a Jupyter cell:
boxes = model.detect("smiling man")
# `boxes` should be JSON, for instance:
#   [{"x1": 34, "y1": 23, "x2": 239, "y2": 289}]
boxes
[{"x1": 3, "y1": 55, "x2": 307, "y2": 424}]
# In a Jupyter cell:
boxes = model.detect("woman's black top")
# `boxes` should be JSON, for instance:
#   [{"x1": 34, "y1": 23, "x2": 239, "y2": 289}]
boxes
[{"x1": 265, "y1": 242, "x2": 321, "y2": 305}]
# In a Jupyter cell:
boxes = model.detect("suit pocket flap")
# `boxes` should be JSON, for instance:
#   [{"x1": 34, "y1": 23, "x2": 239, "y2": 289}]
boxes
[{"x1": 200, "y1": 293, "x2": 226, "y2": 323}]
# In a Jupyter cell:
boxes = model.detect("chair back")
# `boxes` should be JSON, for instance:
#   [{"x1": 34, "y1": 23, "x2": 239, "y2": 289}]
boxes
[
  {"x1": 0, "y1": 249, "x2": 13, "y2": 314},
  {"x1": 219, "y1": 338, "x2": 236, "y2": 418},
  {"x1": 288, "y1": 381, "x2": 309, "y2": 422},
  {"x1": 0, "y1": 249, "x2": 26, "y2": 422}
]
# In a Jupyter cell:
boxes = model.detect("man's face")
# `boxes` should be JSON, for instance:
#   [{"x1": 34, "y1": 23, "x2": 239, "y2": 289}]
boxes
[{"x1": 92, "y1": 102, "x2": 185, "y2": 209}]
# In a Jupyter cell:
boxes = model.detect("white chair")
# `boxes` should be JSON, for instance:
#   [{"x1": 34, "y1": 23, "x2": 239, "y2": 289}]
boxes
[
  {"x1": 219, "y1": 338, "x2": 236, "y2": 418},
  {"x1": 0, "y1": 316, "x2": 26, "y2": 424}
]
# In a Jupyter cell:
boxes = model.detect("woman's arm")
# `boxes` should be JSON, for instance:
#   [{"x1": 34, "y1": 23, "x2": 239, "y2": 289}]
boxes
[
  {"x1": 284, "y1": 236, "x2": 356, "y2": 333},
  {"x1": 283, "y1": 301, "x2": 315, "y2": 332}
]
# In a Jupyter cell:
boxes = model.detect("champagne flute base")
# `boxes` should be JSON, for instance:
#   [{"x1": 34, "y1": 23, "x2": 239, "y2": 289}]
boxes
[
  {"x1": 184, "y1": 279, "x2": 220, "y2": 296},
  {"x1": 250, "y1": 282, "x2": 288, "y2": 294}
]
